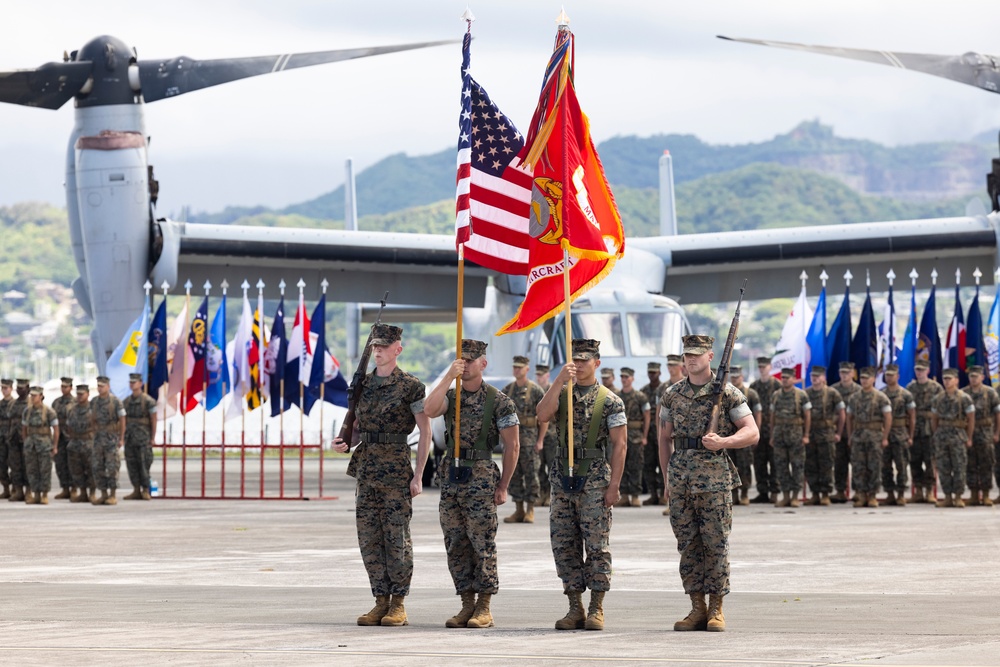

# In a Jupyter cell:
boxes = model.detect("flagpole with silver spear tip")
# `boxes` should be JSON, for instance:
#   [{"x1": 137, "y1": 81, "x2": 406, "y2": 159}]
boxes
[
  {"x1": 201, "y1": 279, "x2": 212, "y2": 497},
  {"x1": 181, "y1": 279, "x2": 192, "y2": 498},
  {"x1": 887, "y1": 269, "x2": 896, "y2": 367},
  {"x1": 220, "y1": 279, "x2": 229, "y2": 498},
  {"x1": 240, "y1": 279, "x2": 251, "y2": 496},
  {"x1": 294, "y1": 278, "x2": 305, "y2": 499},
  {"x1": 257, "y1": 278, "x2": 266, "y2": 464},
  {"x1": 160, "y1": 280, "x2": 169, "y2": 472},
  {"x1": 799, "y1": 271, "x2": 808, "y2": 388},
  {"x1": 318, "y1": 278, "x2": 329, "y2": 498}
]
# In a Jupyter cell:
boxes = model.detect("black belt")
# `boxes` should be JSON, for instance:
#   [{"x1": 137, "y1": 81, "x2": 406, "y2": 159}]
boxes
[
  {"x1": 673, "y1": 436, "x2": 705, "y2": 451},
  {"x1": 456, "y1": 448, "x2": 492, "y2": 461},
  {"x1": 557, "y1": 446, "x2": 604, "y2": 460},
  {"x1": 360, "y1": 431, "x2": 409, "y2": 444}
]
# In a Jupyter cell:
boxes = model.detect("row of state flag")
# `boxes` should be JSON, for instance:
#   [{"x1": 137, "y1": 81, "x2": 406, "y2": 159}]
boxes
[
  {"x1": 771, "y1": 271, "x2": 1000, "y2": 389},
  {"x1": 105, "y1": 286, "x2": 348, "y2": 417}
]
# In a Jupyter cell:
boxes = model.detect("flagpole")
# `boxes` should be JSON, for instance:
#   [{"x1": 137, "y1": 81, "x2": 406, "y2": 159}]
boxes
[
  {"x1": 220, "y1": 279, "x2": 229, "y2": 499},
  {"x1": 454, "y1": 243, "x2": 464, "y2": 472},
  {"x1": 142, "y1": 281, "x2": 152, "y2": 394},
  {"x1": 201, "y1": 280, "x2": 211, "y2": 497},
  {"x1": 257, "y1": 278, "x2": 266, "y2": 473},
  {"x1": 271, "y1": 279, "x2": 286, "y2": 498},
  {"x1": 558, "y1": 11, "x2": 575, "y2": 478},
  {"x1": 181, "y1": 279, "x2": 192, "y2": 498},
  {"x1": 294, "y1": 278, "x2": 306, "y2": 499},
  {"x1": 160, "y1": 280, "x2": 169, "y2": 488},
  {"x1": 887, "y1": 269, "x2": 896, "y2": 367},
  {"x1": 799, "y1": 271, "x2": 808, "y2": 389},
  {"x1": 315, "y1": 278, "x2": 329, "y2": 498}
]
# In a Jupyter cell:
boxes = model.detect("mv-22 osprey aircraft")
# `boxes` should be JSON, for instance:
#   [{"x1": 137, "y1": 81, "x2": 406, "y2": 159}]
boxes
[{"x1": 2, "y1": 33, "x2": 1000, "y2": 374}]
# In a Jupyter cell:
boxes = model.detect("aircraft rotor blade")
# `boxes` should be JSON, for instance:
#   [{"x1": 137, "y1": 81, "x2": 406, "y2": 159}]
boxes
[
  {"x1": 0, "y1": 61, "x2": 93, "y2": 109},
  {"x1": 137, "y1": 39, "x2": 457, "y2": 102},
  {"x1": 718, "y1": 35, "x2": 1000, "y2": 95}
]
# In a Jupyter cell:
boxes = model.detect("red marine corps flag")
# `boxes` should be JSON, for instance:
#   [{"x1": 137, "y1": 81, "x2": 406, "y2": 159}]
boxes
[{"x1": 497, "y1": 19, "x2": 625, "y2": 334}]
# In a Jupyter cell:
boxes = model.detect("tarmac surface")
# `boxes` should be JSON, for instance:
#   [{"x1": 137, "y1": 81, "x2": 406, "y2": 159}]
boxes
[{"x1": 2, "y1": 457, "x2": 999, "y2": 666}]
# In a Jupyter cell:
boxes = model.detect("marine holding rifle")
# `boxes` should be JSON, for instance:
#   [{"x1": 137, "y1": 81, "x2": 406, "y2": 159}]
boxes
[
  {"x1": 536, "y1": 338, "x2": 627, "y2": 632},
  {"x1": 332, "y1": 323, "x2": 432, "y2": 628},
  {"x1": 659, "y1": 333, "x2": 759, "y2": 633},
  {"x1": 423, "y1": 339, "x2": 519, "y2": 629}
]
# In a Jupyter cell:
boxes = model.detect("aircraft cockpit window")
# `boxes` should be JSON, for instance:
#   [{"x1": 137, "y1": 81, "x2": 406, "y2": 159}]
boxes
[
  {"x1": 567, "y1": 313, "x2": 625, "y2": 357},
  {"x1": 627, "y1": 312, "x2": 685, "y2": 357}
]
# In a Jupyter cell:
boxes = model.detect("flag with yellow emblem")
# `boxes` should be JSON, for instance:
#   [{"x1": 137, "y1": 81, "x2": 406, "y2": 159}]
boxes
[{"x1": 106, "y1": 293, "x2": 151, "y2": 399}]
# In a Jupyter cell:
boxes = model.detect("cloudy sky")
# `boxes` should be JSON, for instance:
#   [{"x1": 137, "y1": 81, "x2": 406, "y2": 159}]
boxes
[{"x1": 0, "y1": 0, "x2": 997, "y2": 215}]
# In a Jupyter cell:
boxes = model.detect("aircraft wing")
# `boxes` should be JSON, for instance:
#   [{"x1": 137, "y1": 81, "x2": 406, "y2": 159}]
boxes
[
  {"x1": 137, "y1": 41, "x2": 455, "y2": 103},
  {"x1": 0, "y1": 62, "x2": 93, "y2": 109},
  {"x1": 718, "y1": 36, "x2": 1000, "y2": 94},
  {"x1": 161, "y1": 212, "x2": 1000, "y2": 307}
]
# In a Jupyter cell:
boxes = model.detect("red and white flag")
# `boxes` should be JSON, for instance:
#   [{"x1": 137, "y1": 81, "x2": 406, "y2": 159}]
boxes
[{"x1": 771, "y1": 285, "x2": 813, "y2": 383}]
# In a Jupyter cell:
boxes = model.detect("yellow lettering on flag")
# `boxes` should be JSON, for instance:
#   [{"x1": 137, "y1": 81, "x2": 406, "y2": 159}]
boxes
[{"x1": 120, "y1": 331, "x2": 143, "y2": 366}]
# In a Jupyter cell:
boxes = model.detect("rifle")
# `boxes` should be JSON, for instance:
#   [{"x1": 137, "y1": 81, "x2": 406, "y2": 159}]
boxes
[
  {"x1": 707, "y1": 280, "x2": 747, "y2": 436},
  {"x1": 338, "y1": 291, "x2": 389, "y2": 449}
]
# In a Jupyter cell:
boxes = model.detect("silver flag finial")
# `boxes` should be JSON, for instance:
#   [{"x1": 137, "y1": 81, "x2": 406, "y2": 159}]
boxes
[
  {"x1": 886, "y1": 269, "x2": 896, "y2": 286},
  {"x1": 819, "y1": 270, "x2": 829, "y2": 287},
  {"x1": 844, "y1": 269, "x2": 853, "y2": 287},
  {"x1": 909, "y1": 268, "x2": 918, "y2": 286},
  {"x1": 220, "y1": 279, "x2": 229, "y2": 294},
  {"x1": 973, "y1": 267, "x2": 982, "y2": 285},
  {"x1": 461, "y1": 7, "x2": 475, "y2": 22},
  {"x1": 556, "y1": 7, "x2": 570, "y2": 28},
  {"x1": 279, "y1": 279, "x2": 287, "y2": 296}
]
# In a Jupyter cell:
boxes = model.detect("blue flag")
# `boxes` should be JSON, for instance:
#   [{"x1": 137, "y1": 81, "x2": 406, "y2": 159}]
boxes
[
  {"x1": 266, "y1": 298, "x2": 287, "y2": 418},
  {"x1": 805, "y1": 287, "x2": 827, "y2": 387},
  {"x1": 988, "y1": 289, "x2": 1000, "y2": 386},
  {"x1": 967, "y1": 286, "x2": 987, "y2": 385},
  {"x1": 851, "y1": 288, "x2": 877, "y2": 372},
  {"x1": 147, "y1": 298, "x2": 169, "y2": 401},
  {"x1": 898, "y1": 285, "x2": 918, "y2": 387},
  {"x1": 826, "y1": 286, "x2": 852, "y2": 385},
  {"x1": 918, "y1": 285, "x2": 942, "y2": 382},
  {"x1": 205, "y1": 296, "x2": 230, "y2": 411},
  {"x1": 106, "y1": 294, "x2": 151, "y2": 399},
  {"x1": 307, "y1": 295, "x2": 349, "y2": 413}
]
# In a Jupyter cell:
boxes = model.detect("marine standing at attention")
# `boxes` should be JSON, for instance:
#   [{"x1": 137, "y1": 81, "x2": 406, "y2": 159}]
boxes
[
  {"x1": 502, "y1": 355, "x2": 548, "y2": 524},
  {"x1": 424, "y1": 339, "x2": 519, "y2": 629},
  {"x1": 769, "y1": 367, "x2": 811, "y2": 508},
  {"x1": 660, "y1": 334, "x2": 758, "y2": 633},
  {"x1": 122, "y1": 374, "x2": 158, "y2": 501},
  {"x1": 749, "y1": 357, "x2": 779, "y2": 503},
  {"x1": 729, "y1": 366, "x2": 761, "y2": 506},
  {"x1": 536, "y1": 338, "x2": 626, "y2": 632},
  {"x1": 21, "y1": 386, "x2": 58, "y2": 505},
  {"x1": 50, "y1": 377, "x2": 75, "y2": 500},
  {"x1": 616, "y1": 367, "x2": 650, "y2": 508},
  {"x1": 332, "y1": 324, "x2": 431, "y2": 627}
]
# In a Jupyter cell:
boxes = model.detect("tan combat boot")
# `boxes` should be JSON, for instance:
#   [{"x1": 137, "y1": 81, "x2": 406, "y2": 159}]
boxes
[
  {"x1": 808, "y1": 492, "x2": 821, "y2": 506},
  {"x1": 88, "y1": 487, "x2": 98, "y2": 503},
  {"x1": 357, "y1": 595, "x2": 390, "y2": 626},
  {"x1": 788, "y1": 493, "x2": 801, "y2": 508},
  {"x1": 70, "y1": 489, "x2": 88, "y2": 503},
  {"x1": 613, "y1": 496, "x2": 629, "y2": 508},
  {"x1": 105, "y1": 490, "x2": 118, "y2": 506},
  {"x1": 445, "y1": 591, "x2": 476, "y2": 628},
  {"x1": 466, "y1": 593, "x2": 494, "y2": 628},
  {"x1": 40, "y1": 492, "x2": 49, "y2": 505},
  {"x1": 831, "y1": 490, "x2": 847, "y2": 503},
  {"x1": 953, "y1": 495, "x2": 966, "y2": 508},
  {"x1": 503, "y1": 501, "x2": 525, "y2": 523},
  {"x1": 10, "y1": 486, "x2": 24, "y2": 502},
  {"x1": 585, "y1": 591, "x2": 605, "y2": 631},
  {"x1": 935, "y1": 493, "x2": 953, "y2": 508},
  {"x1": 819, "y1": 492, "x2": 831, "y2": 506},
  {"x1": 739, "y1": 489, "x2": 749, "y2": 506},
  {"x1": 629, "y1": 494, "x2": 641, "y2": 507},
  {"x1": 92, "y1": 489, "x2": 108, "y2": 506},
  {"x1": 853, "y1": 493, "x2": 866, "y2": 508},
  {"x1": 523, "y1": 503, "x2": 535, "y2": 523},
  {"x1": 911, "y1": 487, "x2": 924, "y2": 503},
  {"x1": 896, "y1": 492, "x2": 907, "y2": 506},
  {"x1": 885, "y1": 490, "x2": 896, "y2": 506},
  {"x1": 380, "y1": 595, "x2": 408, "y2": 626},
  {"x1": 984, "y1": 494, "x2": 994, "y2": 507},
  {"x1": 971, "y1": 490, "x2": 983, "y2": 506},
  {"x1": 865, "y1": 494, "x2": 878, "y2": 508},
  {"x1": 0, "y1": 483, "x2": 9, "y2": 499},
  {"x1": 555, "y1": 591, "x2": 586, "y2": 630},
  {"x1": 54, "y1": 487, "x2": 71, "y2": 500},
  {"x1": 673, "y1": 593, "x2": 708, "y2": 631},
  {"x1": 141, "y1": 488, "x2": 152, "y2": 500},
  {"x1": 642, "y1": 494, "x2": 659, "y2": 506},
  {"x1": 538, "y1": 486, "x2": 550, "y2": 507},
  {"x1": 124, "y1": 486, "x2": 142, "y2": 500},
  {"x1": 775, "y1": 492, "x2": 790, "y2": 508},
  {"x1": 769, "y1": 492, "x2": 778, "y2": 503},
  {"x1": 25, "y1": 491, "x2": 39, "y2": 505},
  {"x1": 707, "y1": 594, "x2": 726, "y2": 632}
]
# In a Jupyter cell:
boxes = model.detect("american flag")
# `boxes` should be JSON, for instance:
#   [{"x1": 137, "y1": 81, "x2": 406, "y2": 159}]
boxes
[{"x1": 455, "y1": 31, "x2": 532, "y2": 275}]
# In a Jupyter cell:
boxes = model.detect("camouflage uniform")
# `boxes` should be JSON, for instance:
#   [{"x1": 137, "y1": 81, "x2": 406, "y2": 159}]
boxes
[
  {"x1": 846, "y1": 388, "x2": 891, "y2": 495},
  {"x1": 501, "y1": 379, "x2": 545, "y2": 504},
  {"x1": 439, "y1": 383, "x2": 518, "y2": 595},
  {"x1": 123, "y1": 392, "x2": 157, "y2": 490},
  {"x1": 731, "y1": 384, "x2": 760, "y2": 498},
  {"x1": 882, "y1": 386, "x2": 915, "y2": 494},
  {"x1": 6, "y1": 392, "x2": 29, "y2": 490},
  {"x1": 831, "y1": 380, "x2": 861, "y2": 495},
  {"x1": 617, "y1": 387, "x2": 649, "y2": 497},
  {"x1": 0, "y1": 389, "x2": 14, "y2": 491},
  {"x1": 51, "y1": 392, "x2": 74, "y2": 490},
  {"x1": 64, "y1": 400, "x2": 96, "y2": 491},
  {"x1": 906, "y1": 378, "x2": 943, "y2": 494},
  {"x1": 770, "y1": 387, "x2": 811, "y2": 495},
  {"x1": 348, "y1": 366, "x2": 426, "y2": 598},
  {"x1": 804, "y1": 385, "x2": 842, "y2": 495},
  {"x1": 930, "y1": 389, "x2": 975, "y2": 496},
  {"x1": 749, "y1": 375, "x2": 780, "y2": 497},
  {"x1": 661, "y1": 379, "x2": 749, "y2": 595},
  {"x1": 639, "y1": 380, "x2": 666, "y2": 500},
  {"x1": 22, "y1": 402, "x2": 58, "y2": 494},
  {"x1": 550, "y1": 382, "x2": 626, "y2": 593},
  {"x1": 91, "y1": 393, "x2": 125, "y2": 490},
  {"x1": 963, "y1": 384, "x2": 999, "y2": 494}
]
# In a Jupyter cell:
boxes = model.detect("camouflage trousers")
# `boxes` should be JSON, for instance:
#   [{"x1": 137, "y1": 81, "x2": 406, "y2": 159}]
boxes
[
  {"x1": 834, "y1": 436, "x2": 851, "y2": 494},
  {"x1": 509, "y1": 427, "x2": 540, "y2": 504},
  {"x1": 0, "y1": 433, "x2": 9, "y2": 485},
  {"x1": 6, "y1": 433, "x2": 26, "y2": 487},
  {"x1": 933, "y1": 428, "x2": 968, "y2": 496},
  {"x1": 124, "y1": 430, "x2": 153, "y2": 489},
  {"x1": 881, "y1": 429, "x2": 910, "y2": 493},
  {"x1": 731, "y1": 447, "x2": 753, "y2": 492},
  {"x1": 439, "y1": 478, "x2": 500, "y2": 595},
  {"x1": 24, "y1": 435, "x2": 54, "y2": 494},
  {"x1": 643, "y1": 431, "x2": 664, "y2": 497},
  {"x1": 849, "y1": 430, "x2": 883, "y2": 495},
  {"x1": 805, "y1": 431, "x2": 835, "y2": 494},
  {"x1": 753, "y1": 425, "x2": 777, "y2": 495},
  {"x1": 995, "y1": 442, "x2": 1000, "y2": 493},
  {"x1": 538, "y1": 432, "x2": 558, "y2": 493},
  {"x1": 966, "y1": 430, "x2": 996, "y2": 491},
  {"x1": 620, "y1": 437, "x2": 644, "y2": 496},
  {"x1": 356, "y1": 483, "x2": 413, "y2": 597},
  {"x1": 67, "y1": 439, "x2": 95, "y2": 490},
  {"x1": 668, "y1": 482, "x2": 732, "y2": 596},
  {"x1": 92, "y1": 433, "x2": 121, "y2": 490},
  {"x1": 909, "y1": 432, "x2": 935, "y2": 490},
  {"x1": 55, "y1": 435, "x2": 71, "y2": 488},
  {"x1": 549, "y1": 484, "x2": 612, "y2": 593},
  {"x1": 771, "y1": 426, "x2": 805, "y2": 494}
]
